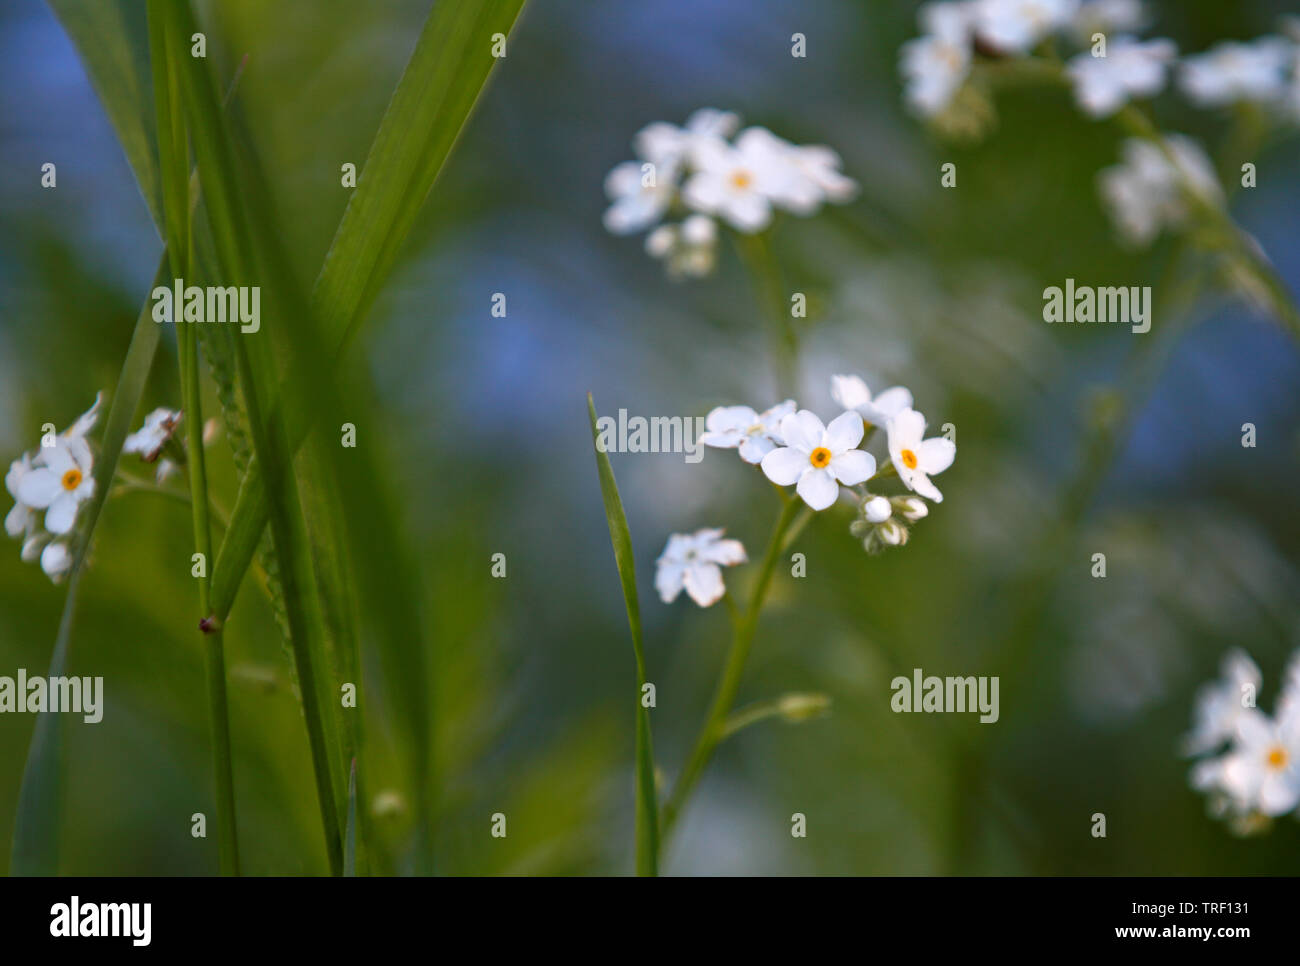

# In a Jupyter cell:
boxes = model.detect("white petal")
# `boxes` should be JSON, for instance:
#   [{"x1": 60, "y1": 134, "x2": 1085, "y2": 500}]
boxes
[
  {"x1": 655, "y1": 560, "x2": 685, "y2": 603},
  {"x1": 683, "y1": 563, "x2": 726, "y2": 607},
  {"x1": 1258, "y1": 772, "x2": 1300, "y2": 816},
  {"x1": 705, "y1": 405, "x2": 757, "y2": 434},
  {"x1": 17, "y1": 468, "x2": 63, "y2": 509},
  {"x1": 830, "y1": 449, "x2": 875, "y2": 485},
  {"x1": 868, "y1": 386, "x2": 913, "y2": 421},
  {"x1": 42, "y1": 442, "x2": 76, "y2": 477},
  {"x1": 40, "y1": 541, "x2": 71, "y2": 578},
  {"x1": 796, "y1": 468, "x2": 839, "y2": 510},
  {"x1": 722, "y1": 192, "x2": 772, "y2": 233},
  {"x1": 761, "y1": 447, "x2": 808, "y2": 486},
  {"x1": 830, "y1": 374, "x2": 872, "y2": 411},
  {"x1": 6, "y1": 502, "x2": 31, "y2": 538},
  {"x1": 864, "y1": 495, "x2": 892, "y2": 523},
  {"x1": 737, "y1": 435, "x2": 776, "y2": 464},
  {"x1": 45, "y1": 492, "x2": 81, "y2": 535},
  {"x1": 701, "y1": 537, "x2": 747, "y2": 566},
  {"x1": 823, "y1": 411, "x2": 865, "y2": 452},
  {"x1": 887, "y1": 408, "x2": 926, "y2": 448},
  {"x1": 780, "y1": 410, "x2": 825, "y2": 453},
  {"x1": 919, "y1": 437, "x2": 956, "y2": 475}
]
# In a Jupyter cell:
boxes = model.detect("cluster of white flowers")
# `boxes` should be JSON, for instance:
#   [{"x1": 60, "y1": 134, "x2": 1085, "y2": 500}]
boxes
[
  {"x1": 123, "y1": 407, "x2": 184, "y2": 483},
  {"x1": 4, "y1": 395, "x2": 101, "y2": 581},
  {"x1": 1096, "y1": 134, "x2": 1222, "y2": 248},
  {"x1": 603, "y1": 109, "x2": 858, "y2": 278},
  {"x1": 657, "y1": 374, "x2": 955, "y2": 606},
  {"x1": 1186, "y1": 649, "x2": 1300, "y2": 833},
  {"x1": 903, "y1": 1, "x2": 1300, "y2": 122}
]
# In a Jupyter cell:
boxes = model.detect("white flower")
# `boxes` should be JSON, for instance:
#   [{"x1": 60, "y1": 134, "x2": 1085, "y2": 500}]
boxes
[
  {"x1": 830, "y1": 374, "x2": 914, "y2": 429},
  {"x1": 1178, "y1": 38, "x2": 1293, "y2": 108},
  {"x1": 1218, "y1": 708, "x2": 1300, "y2": 816},
  {"x1": 975, "y1": 0, "x2": 1079, "y2": 55},
  {"x1": 900, "y1": 3, "x2": 976, "y2": 117},
  {"x1": 896, "y1": 495, "x2": 929, "y2": 521},
  {"x1": 700, "y1": 399, "x2": 796, "y2": 464},
  {"x1": 655, "y1": 528, "x2": 747, "y2": 608},
  {"x1": 5, "y1": 454, "x2": 39, "y2": 540},
  {"x1": 863, "y1": 495, "x2": 892, "y2": 523},
  {"x1": 645, "y1": 215, "x2": 718, "y2": 279},
  {"x1": 603, "y1": 160, "x2": 676, "y2": 235},
  {"x1": 886, "y1": 408, "x2": 955, "y2": 503},
  {"x1": 1097, "y1": 135, "x2": 1222, "y2": 247},
  {"x1": 634, "y1": 108, "x2": 740, "y2": 171},
  {"x1": 1070, "y1": 0, "x2": 1148, "y2": 38},
  {"x1": 123, "y1": 407, "x2": 183, "y2": 462},
  {"x1": 732, "y1": 128, "x2": 857, "y2": 215},
  {"x1": 1184, "y1": 649, "x2": 1262, "y2": 756},
  {"x1": 682, "y1": 129, "x2": 801, "y2": 233},
  {"x1": 761, "y1": 410, "x2": 876, "y2": 511},
  {"x1": 1067, "y1": 37, "x2": 1177, "y2": 118},
  {"x1": 40, "y1": 541, "x2": 72, "y2": 582},
  {"x1": 16, "y1": 437, "x2": 95, "y2": 536}
]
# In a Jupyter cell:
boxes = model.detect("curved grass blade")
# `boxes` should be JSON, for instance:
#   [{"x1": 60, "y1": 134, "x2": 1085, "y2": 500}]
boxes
[
  {"x1": 587, "y1": 394, "x2": 659, "y2": 876},
  {"x1": 10, "y1": 256, "x2": 167, "y2": 875}
]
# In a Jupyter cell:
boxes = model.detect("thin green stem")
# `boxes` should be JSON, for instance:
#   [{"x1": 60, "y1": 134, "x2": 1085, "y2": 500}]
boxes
[{"x1": 661, "y1": 498, "x2": 810, "y2": 841}]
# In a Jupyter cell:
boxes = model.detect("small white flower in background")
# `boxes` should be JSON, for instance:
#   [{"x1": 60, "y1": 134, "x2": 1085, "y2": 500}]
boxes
[
  {"x1": 17, "y1": 437, "x2": 95, "y2": 535},
  {"x1": 733, "y1": 127, "x2": 857, "y2": 215},
  {"x1": 5, "y1": 454, "x2": 39, "y2": 540},
  {"x1": 975, "y1": 0, "x2": 1080, "y2": 55},
  {"x1": 1067, "y1": 36, "x2": 1176, "y2": 118},
  {"x1": 1070, "y1": 0, "x2": 1148, "y2": 38},
  {"x1": 900, "y1": 2, "x2": 976, "y2": 118},
  {"x1": 700, "y1": 399, "x2": 796, "y2": 464},
  {"x1": 1097, "y1": 134, "x2": 1222, "y2": 247},
  {"x1": 682, "y1": 130, "x2": 799, "y2": 233},
  {"x1": 603, "y1": 160, "x2": 677, "y2": 235},
  {"x1": 761, "y1": 410, "x2": 875, "y2": 511},
  {"x1": 645, "y1": 215, "x2": 718, "y2": 279},
  {"x1": 655, "y1": 528, "x2": 747, "y2": 608},
  {"x1": 1218, "y1": 708, "x2": 1300, "y2": 817},
  {"x1": 123, "y1": 407, "x2": 183, "y2": 462},
  {"x1": 830, "y1": 374, "x2": 914, "y2": 429},
  {"x1": 1178, "y1": 37, "x2": 1293, "y2": 108},
  {"x1": 886, "y1": 408, "x2": 955, "y2": 503},
  {"x1": 634, "y1": 108, "x2": 740, "y2": 171},
  {"x1": 40, "y1": 541, "x2": 72, "y2": 582},
  {"x1": 1183, "y1": 649, "x2": 1261, "y2": 756}
]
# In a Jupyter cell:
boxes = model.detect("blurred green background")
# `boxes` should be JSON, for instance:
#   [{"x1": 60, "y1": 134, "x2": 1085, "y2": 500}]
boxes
[{"x1": 2, "y1": 0, "x2": 1300, "y2": 874}]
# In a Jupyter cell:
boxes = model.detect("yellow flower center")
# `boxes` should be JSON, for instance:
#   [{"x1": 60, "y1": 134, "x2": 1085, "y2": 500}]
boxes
[
  {"x1": 809, "y1": 447, "x2": 832, "y2": 468},
  {"x1": 1266, "y1": 745, "x2": 1288, "y2": 770},
  {"x1": 61, "y1": 468, "x2": 83, "y2": 491},
  {"x1": 730, "y1": 170, "x2": 753, "y2": 190},
  {"x1": 900, "y1": 448, "x2": 918, "y2": 470}
]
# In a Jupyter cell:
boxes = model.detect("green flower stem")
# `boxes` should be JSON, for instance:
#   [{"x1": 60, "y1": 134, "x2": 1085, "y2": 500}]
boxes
[
  {"x1": 736, "y1": 230, "x2": 799, "y2": 397},
  {"x1": 661, "y1": 497, "x2": 811, "y2": 842}
]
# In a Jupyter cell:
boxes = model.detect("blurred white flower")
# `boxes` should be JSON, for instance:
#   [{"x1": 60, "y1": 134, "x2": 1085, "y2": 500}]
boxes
[
  {"x1": 1218, "y1": 708, "x2": 1300, "y2": 816},
  {"x1": 1183, "y1": 649, "x2": 1261, "y2": 756},
  {"x1": 830, "y1": 373, "x2": 914, "y2": 429},
  {"x1": 603, "y1": 160, "x2": 676, "y2": 235},
  {"x1": 975, "y1": 0, "x2": 1079, "y2": 55},
  {"x1": 735, "y1": 128, "x2": 857, "y2": 214},
  {"x1": 886, "y1": 408, "x2": 955, "y2": 503},
  {"x1": 700, "y1": 399, "x2": 796, "y2": 464},
  {"x1": 123, "y1": 407, "x2": 182, "y2": 463},
  {"x1": 655, "y1": 528, "x2": 747, "y2": 608},
  {"x1": 5, "y1": 454, "x2": 38, "y2": 540},
  {"x1": 645, "y1": 215, "x2": 718, "y2": 279},
  {"x1": 1067, "y1": 37, "x2": 1176, "y2": 118},
  {"x1": 1070, "y1": 0, "x2": 1148, "y2": 38},
  {"x1": 900, "y1": 3, "x2": 976, "y2": 117},
  {"x1": 40, "y1": 541, "x2": 72, "y2": 582},
  {"x1": 16, "y1": 437, "x2": 95, "y2": 536},
  {"x1": 1178, "y1": 37, "x2": 1293, "y2": 108},
  {"x1": 682, "y1": 129, "x2": 800, "y2": 232},
  {"x1": 761, "y1": 410, "x2": 875, "y2": 511},
  {"x1": 634, "y1": 108, "x2": 740, "y2": 171},
  {"x1": 1097, "y1": 134, "x2": 1222, "y2": 247}
]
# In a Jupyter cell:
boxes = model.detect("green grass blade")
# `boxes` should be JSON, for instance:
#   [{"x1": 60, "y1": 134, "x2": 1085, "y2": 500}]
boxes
[
  {"x1": 587, "y1": 394, "x2": 659, "y2": 876},
  {"x1": 314, "y1": 0, "x2": 527, "y2": 349},
  {"x1": 344, "y1": 758, "x2": 358, "y2": 877},
  {"x1": 46, "y1": 0, "x2": 162, "y2": 226},
  {"x1": 10, "y1": 255, "x2": 167, "y2": 875}
]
